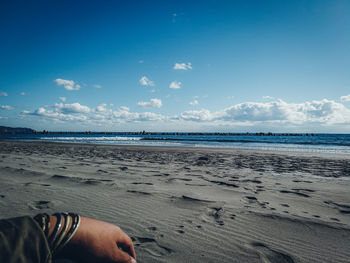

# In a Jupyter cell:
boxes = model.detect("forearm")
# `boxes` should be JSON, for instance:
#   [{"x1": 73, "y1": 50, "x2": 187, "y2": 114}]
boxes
[{"x1": 0, "y1": 216, "x2": 51, "y2": 263}]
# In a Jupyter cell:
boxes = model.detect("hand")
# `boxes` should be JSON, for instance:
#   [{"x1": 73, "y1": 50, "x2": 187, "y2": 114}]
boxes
[{"x1": 58, "y1": 217, "x2": 136, "y2": 263}]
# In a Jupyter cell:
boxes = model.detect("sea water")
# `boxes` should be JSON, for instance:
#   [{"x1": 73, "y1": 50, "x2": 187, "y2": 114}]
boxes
[{"x1": 2, "y1": 133, "x2": 350, "y2": 155}]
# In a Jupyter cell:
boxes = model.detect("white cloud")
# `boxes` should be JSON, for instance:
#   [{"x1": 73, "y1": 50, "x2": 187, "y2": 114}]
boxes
[
  {"x1": 181, "y1": 109, "x2": 213, "y2": 121},
  {"x1": 119, "y1": 106, "x2": 129, "y2": 111},
  {"x1": 340, "y1": 94, "x2": 350, "y2": 102},
  {"x1": 0, "y1": 105, "x2": 13, "y2": 110},
  {"x1": 54, "y1": 78, "x2": 81, "y2": 91},
  {"x1": 139, "y1": 76, "x2": 155, "y2": 86},
  {"x1": 20, "y1": 92, "x2": 26, "y2": 96},
  {"x1": 138, "y1": 112, "x2": 164, "y2": 121},
  {"x1": 189, "y1": 100, "x2": 199, "y2": 106},
  {"x1": 30, "y1": 107, "x2": 87, "y2": 121},
  {"x1": 174, "y1": 62, "x2": 192, "y2": 70},
  {"x1": 59, "y1": 97, "x2": 67, "y2": 102},
  {"x1": 94, "y1": 84, "x2": 102, "y2": 89},
  {"x1": 111, "y1": 106, "x2": 165, "y2": 122},
  {"x1": 138, "y1": 60, "x2": 144, "y2": 64},
  {"x1": 0, "y1": 92, "x2": 8, "y2": 97},
  {"x1": 137, "y1": 98, "x2": 162, "y2": 108},
  {"x1": 96, "y1": 103, "x2": 108, "y2": 112},
  {"x1": 180, "y1": 99, "x2": 350, "y2": 125},
  {"x1": 169, "y1": 81, "x2": 181, "y2": 89},
  {"x1": 262, "y1": 96, "x2": 274, "y2": 100},
  {"x1": 55, "y1": 103, "x2": 91, "y2": 114}
]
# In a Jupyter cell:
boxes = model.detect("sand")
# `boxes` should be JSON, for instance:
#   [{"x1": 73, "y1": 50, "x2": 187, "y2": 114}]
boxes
[{"x1": 0, "y1": 141, "x2": 349, "y2": 263}]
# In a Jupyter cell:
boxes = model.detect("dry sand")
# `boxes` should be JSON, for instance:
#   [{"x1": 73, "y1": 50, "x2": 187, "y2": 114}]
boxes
[{"x1": 0, "y1": 141, "x2": 349, "y2": 263}]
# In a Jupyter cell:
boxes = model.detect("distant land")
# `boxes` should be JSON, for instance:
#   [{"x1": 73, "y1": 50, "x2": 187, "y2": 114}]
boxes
[{"x1": 0, "y1": 126, "x2": 36, "y2": 134}]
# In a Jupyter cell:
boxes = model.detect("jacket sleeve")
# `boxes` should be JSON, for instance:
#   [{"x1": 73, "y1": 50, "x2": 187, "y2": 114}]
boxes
[{"x1": 0, "y1": 216, "x2": 52, "y2": 263}]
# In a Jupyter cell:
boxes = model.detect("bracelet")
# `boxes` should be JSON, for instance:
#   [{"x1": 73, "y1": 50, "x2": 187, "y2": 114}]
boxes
[
  {"x1": 52, "y1": 213, "x2": 71, "y2": 252},
  {"x1": 49, "y1": 213, "x2": 63, "y2": 249},
  {"x1": 58, "y1": 213, "x2": 81, "y2": 251},
  {"x1": 34, "y1": 212, "x2": 81, "y2": 254},
  {"x1": 33, "y1": 213, "x2": 50, "y2": 239}
]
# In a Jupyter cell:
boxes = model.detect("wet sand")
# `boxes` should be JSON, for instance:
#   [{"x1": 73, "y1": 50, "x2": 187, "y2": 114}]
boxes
[{"x1": 0, "y1": 141, "x2": 349, "y2": 263}]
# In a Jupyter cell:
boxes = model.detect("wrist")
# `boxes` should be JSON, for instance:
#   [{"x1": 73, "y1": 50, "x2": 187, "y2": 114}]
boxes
[{"x1": 34, "y1": 213, "x2": 81, "y2": 255}]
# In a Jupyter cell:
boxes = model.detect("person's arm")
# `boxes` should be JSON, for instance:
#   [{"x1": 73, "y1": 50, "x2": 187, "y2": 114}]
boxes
[
  {"x1": 55, "y1": 216, "x2": 136, "y2": 263},
  {"x1": 0, "y1": 214, "x2": 136, "y2": 263},
  {"x1": 0, "y1": 216, "x2": 51, "y2": 263}
]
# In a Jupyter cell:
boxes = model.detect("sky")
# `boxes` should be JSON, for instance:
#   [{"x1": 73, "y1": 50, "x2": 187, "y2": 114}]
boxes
[{"x1": 1, "y1": 0, "x2": 350, "y2": 132}]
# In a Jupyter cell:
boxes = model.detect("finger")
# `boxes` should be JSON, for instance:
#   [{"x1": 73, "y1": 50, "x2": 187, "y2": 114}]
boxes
[
  {"x1": 119, "y1": 241, "x2": 136, "y2": 260},
  {"x1": 113, "y1": 246, "x2": 136, "y2": 263},
  {"x1": 115, "y1": 231, "x2": 136, "y2": 259}
]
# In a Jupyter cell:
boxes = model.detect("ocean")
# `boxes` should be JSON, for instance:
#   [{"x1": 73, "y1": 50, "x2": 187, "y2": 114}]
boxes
[{"x1": 2, "y1": 133, "x2": 350, "y2": 155}]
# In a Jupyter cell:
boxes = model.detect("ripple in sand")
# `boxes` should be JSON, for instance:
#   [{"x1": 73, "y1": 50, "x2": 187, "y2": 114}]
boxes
[
  {"x1": 279, "y1": 190, "x2": 310, "y2": 198},
  {"x1": 127, "y1": 190, "x2": 152, "y2": 195}
]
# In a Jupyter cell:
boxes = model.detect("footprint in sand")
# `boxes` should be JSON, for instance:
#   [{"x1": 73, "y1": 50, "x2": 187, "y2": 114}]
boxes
[
  {"x1": 28, "y1": 200, "x2": 57, "y2": 210},
  {"x1": 205, "y1": 206, "x2": 225, "y2": 226},
  {"x1": 132, "y1": 237, "x2": 173, "y2": 257},
  {"x1": 251, "y1": 242, "x2": 295, "y2": 263}
]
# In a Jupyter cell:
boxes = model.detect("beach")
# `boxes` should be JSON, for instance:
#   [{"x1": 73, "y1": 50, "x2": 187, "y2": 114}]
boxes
[{"x1": 0, "y1": 141, "x2": 349, "y2": 263}]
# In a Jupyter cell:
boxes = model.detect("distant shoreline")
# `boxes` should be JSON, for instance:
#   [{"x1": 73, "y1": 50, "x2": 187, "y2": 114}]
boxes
[
  {"x1": 0, "y1": 130, "x2": 318, "y2": 137},
  {"x1": 2, "y1": 140, "x2": 350, "y2": 159}
]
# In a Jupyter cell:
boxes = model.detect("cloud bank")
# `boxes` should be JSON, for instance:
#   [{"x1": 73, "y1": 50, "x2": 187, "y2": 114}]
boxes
[
  {"x1": 20, "y1": 99, "x2": 350, "y2": 131},
  {"x1": 22, "y1": 103, "x2": 166, "y2": 124},
  {"x1": 180, "y1": 99, "x2": 350, "y2": 125}
]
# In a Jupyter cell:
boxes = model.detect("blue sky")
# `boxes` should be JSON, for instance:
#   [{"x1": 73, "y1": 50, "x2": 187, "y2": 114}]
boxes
[{"x1": 1, "y1": 0, "x2": 350, "y2": 132}]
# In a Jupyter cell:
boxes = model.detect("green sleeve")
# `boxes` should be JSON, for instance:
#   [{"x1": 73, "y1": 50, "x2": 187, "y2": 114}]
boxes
[{"x1": 0, "y1": 216, "x2": 52, "y2": 263}]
